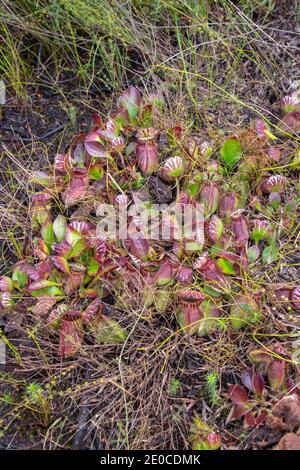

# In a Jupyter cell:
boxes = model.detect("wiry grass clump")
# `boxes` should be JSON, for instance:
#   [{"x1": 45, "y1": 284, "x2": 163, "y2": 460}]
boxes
[
  {"x1": 0, "y1": 85, "x2": 299, "y2": 449},
  {"x1": 1, "y1": 0, "x2": 299, "y2": 115}
]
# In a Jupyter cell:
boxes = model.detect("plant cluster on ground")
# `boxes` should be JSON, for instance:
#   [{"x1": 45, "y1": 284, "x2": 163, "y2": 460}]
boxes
[{"x1": 0, "y1": 0, "x2": 300, "y2": 451}]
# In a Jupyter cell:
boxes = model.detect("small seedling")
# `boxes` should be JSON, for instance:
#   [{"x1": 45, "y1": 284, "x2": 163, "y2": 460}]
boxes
[
  {"x1": 25, "y1": 382, "x2": 51, "y2": 426},
  {"x1": 169, "y1": 378, "x2": 181, "y2": 396},
  {"x1": 205, "y1": 371, "x2": 219, "y2": 407}
]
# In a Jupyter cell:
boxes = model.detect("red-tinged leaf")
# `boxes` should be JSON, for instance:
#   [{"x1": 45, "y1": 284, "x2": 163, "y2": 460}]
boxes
[
  {"x1": 153, "y1": 259, "x2": 176, "y2": 286},
  {"x1": 0, "y1": 276, "x2": 14, "y2": 292},
  {"x1": 281, "y1": 95, "x2": 300, "y2": 113},
  {"x1": 174, "y1": 125, "x2": 183, "y2": 140},
  {"x1": 279, "y1": 111, "x2": 300, "y2": 134},
  {"x1": 219, "y1": 191, "x2": 239, "y2": 220},
  {"x1": 273, "y1": 341, "x2": 291, "y2": 358},
  {"x1": 81, "y1": 288, "x2": 98, "y2": 298},
  {"x1": 52, "y1": 256, "x2": 70, "y2": 274},
  {"x1": 113, "y1": 108, "x2": 129, "y2": 128},
  {"x1": 189, "y1": 416, "x2": 221, "y2": 450},
  {"x1": 64, "y1": 271, "x2": 85, "y2": 294},
  {"x1": 46, "y1": 304, "x2": 68, "y2": 328},
  {"x1": 160, "y1": 156, "x2": 184, "y2": 182},
  {"x1": 268, "y1": 146, "x2": 281, "y2": 162},
  {"x1": 38, "y1": 238, "x2": 51, "y2": 253},
  {"x1": 244, "y1": 411, "x2": 256, "y2": 429},
  {"x1": 118, "y1": 85, "x2": 142, "y2": 107},
  {"x1": 255, "y1": 410, "x2": 268, "y2": 426},
  {"x1": 111, "y1": 136, "x2": 125, "y2": 150},
  {"x1": 240, "y1": 369, "x2": 254, "y2": 392},
  {"x1": 95, "y1": 238, "x2": 107, "y2": 261},
  {"x1": 37, "y1": 259, "x2": 53, "y2": 278},
  {"x1": 69, "y1": 262, "x2": 86, "y2": 272},
  {"x1": 199, "y1": 182, "x2": 219, "y2": 216},
  {"x1": 261, "y1": 175, "x2": 286, "y2": 194},
  {"x1": 14, "y1": 261, "x2": 41, "y2": 281},
  {"x1": 84, "y1": 136, "x2": 106, "y2": 159},
  {"x1": 28, "y1": 280, "x2": 60, "y2": 292},
  {"x1": 175, "y1": 266, "x2": 193, "y2": 283},
  {"x1": 82, "y1": 299, "x2": 102, "y2": 323},
  {"x1": 291, "y1": 287, "x2": 300, "y2": 310},
  {"x1": 227, "y1": 384, "x2": 249, "y2": 406},
  {"x1": 62, "y1": 186, "x2": 87, "y2": 207},
  {"x1": 250, "y1": 349, "x2": 274, "y2": 364},
  {"x1": 268, "y1": 360, "x2": 286, "y2": 391},
  {"x1": 129, "y1": 236, "x2": 151, "y2": 261},
  {"x1": 204, "y1": 433, "x2": 221, "y2": 451},
  {"x1": 62, "y1": 168, "x2": 89, "y2": 206},
  {"x1": 31, "y1": 192, "x2": 52, "y2": 207},
  {"x1": 92, "y1": 113, "x2": 103, "y2": 127},
  {"x1": 98, "y1": 129, "x2": 117, "y2": 144},
  {"x1": 216, "y1": 251, "x2": 242, "y2": 263},
  {"x1": 207, "y1": 215, "x2": 223, "y2": 243},
  {"x1": 33, "y1": 245, "x2": 47, "y2": 260},
  {"x1": 27, "y1": 266, "x2": 42, "y2": 281},
  {"x1": 85, "y1": 129, "x2": 102, "y2": 143},
  {"x1": 65, "y1": 227, "x2": 82, "y2": 246},
  {"x1": 285, "y1": 378, "x2": 299, "y2": 395},
  {"x1": 0, "y1": 292, "x2": 14, "y2": 308},
  {"x1": 31, "y1": 297, "x2": 57, "y2": 316},
  {"x1": 34, "y1": 239, "x2": 50, "y2": 260},
  {"x1": 231, "y1": 213, "x2": 249, "y2": 247},
  {"x1": 54, "y1": 240, "x2": 71, "y2": 257},
  {"x1": 63, "y1": 309, "x2": 82, "y2": 321},
  {"x1": 177, "y1": 304, "x2": 202, "y2": 335},
  {"x1": 194, "y1": 255, "x2": 229, "y2": 292},
  {"x1": 68, "y1": 220, "x2": 91, "y2": 235},
  {"x1": 136, "y1": 141, "x2": 159, "y2": 175},
  {"x1": 256, "y1": 119, "x2": 268, "y2": 139},
  {"x1": 59, "y1": 319, "x2": 83, "y2": 359},
  {"x1": 226, "y1": 404, "x2": 248, "y2": 423},
  {"x1": 27, "y1": 267, "x2": 42, "y2": 281},
  {"x1": 253, "y1": 373, "x2": 265, "y2": 397},
  {"x1": 54, "y1": 153, "x2": 70, "y2": 173}
]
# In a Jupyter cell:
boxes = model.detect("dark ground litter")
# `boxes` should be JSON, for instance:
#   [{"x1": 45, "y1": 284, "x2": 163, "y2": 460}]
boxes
[{"x1": 0, "y1": 8, "x2": 300, "y2": 450}]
